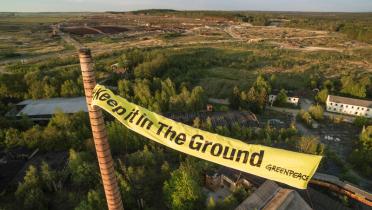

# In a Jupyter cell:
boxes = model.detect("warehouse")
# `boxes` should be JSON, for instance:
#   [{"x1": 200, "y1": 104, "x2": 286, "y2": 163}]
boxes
[{"x1": 9, "y1": 97, "x2": 88, "y2": 121}]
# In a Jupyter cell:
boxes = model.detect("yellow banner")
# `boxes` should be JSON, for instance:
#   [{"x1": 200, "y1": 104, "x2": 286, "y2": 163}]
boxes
[{"x1": 92, "y1": 84, "x2": 322, "y2": 189}]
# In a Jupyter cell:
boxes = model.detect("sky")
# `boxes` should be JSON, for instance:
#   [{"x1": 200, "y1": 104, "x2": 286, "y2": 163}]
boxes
[{"x1": 1, "y1": 0, "x2": 372, "y2": 12}]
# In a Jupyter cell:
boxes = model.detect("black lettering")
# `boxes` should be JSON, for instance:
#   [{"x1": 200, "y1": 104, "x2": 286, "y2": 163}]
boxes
[
  {"x1": 140, "y1": 118, "x2": 153, "y2": 130},
  {"x1": 156, "y1": 122, "x2": 168, "y2": 135},
  {"x1": 99, "y1": 93, "x2": 110, "y2": 101},
  {"x1": 201, "y1": 141, "x2": 213, "y2": 153},
  {"x1": 211, "y1": 143, "x2": 223, "y2": 156},
  {"x1": 129, "y1": 110, "x2": 139, "y2": 123},
  {"x1": 136, "y1": 114, "x2": 146, "y2": 125},
  {"x1": 284, "y1": 168, "x2": 289, "y2": 175},
  {"x1": 174, "y1": 133, "x2": 186, "y2": 145},
  {"x1": 164, "y1": 126, "x2": 176, "y2": 140},
  {"x1": 222, "y1": 146, "x2": 236, "y2": 160},
  {"x1": 189, "y1": 134, "x2": 203, "y2": 151},
  {"x1": 124, "y1": 109, "x2": 135, "y2": 120},
  {"x1": 250, "y1": 150, "x2": 264, "y2": 167},
  {"x1": 112, "y1": 106, "x2": 126, "y2": 115},
  {"x1": 107, "y1": 99, "x2": 117, "y2": 107},
  {"x1": 236, "y1": 150, "x2": 250, "y2": 164},
  {"x1": 93, "y1": 88, "x2": 106, "y2": 100}
]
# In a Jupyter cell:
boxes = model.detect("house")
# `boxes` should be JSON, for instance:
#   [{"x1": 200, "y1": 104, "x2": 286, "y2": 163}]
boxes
[
  {"x1": 326, "y1": 95, "x2": 372, "y2": 118},
  {"x1": 268, "y1": 90, "x2": 300, "y2": 106},
  {"x1": 205, "y1": 167, "x2": 254, "y2": 192},
  {"x1": 110, "y1": 63, "x2": 127, "y2": 74}
]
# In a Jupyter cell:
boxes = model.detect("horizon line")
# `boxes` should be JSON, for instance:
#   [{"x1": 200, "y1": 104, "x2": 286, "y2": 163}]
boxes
[{"x1": 1, "y1": 9, "x2": 372, "y2": 13}]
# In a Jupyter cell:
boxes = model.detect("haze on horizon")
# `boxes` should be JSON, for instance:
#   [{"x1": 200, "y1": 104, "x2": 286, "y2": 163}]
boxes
[{"x1": 1, "y1": 0, "x2": 372, "y2": 13}]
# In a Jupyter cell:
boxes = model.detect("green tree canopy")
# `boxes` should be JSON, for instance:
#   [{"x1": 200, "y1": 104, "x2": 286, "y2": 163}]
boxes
[{"x1": 163, "y1": 161, "x2": 205, "y2": 210}]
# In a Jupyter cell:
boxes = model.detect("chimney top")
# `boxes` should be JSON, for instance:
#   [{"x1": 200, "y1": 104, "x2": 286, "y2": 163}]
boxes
[{"x1": 78, "y1": 48, "x2": 91, "y2": 55}]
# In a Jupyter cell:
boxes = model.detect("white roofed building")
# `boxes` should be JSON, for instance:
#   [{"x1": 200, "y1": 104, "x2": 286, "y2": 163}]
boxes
[
  {"x1": 326, "y1": 95, "x2": 372, "y2": 118},
  {"x1": 9, "y1": 97, "x2": 88, "y2": 121}
]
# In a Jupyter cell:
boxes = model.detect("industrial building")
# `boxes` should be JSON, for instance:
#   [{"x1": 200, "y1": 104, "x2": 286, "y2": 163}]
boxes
[{"x1": 8, "y1": 97, "x2": 87, "y2": 121}]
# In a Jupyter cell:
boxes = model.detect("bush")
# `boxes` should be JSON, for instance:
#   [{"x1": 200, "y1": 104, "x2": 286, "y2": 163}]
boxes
[
  {"x1": 296, "y1": 136, "x2": 324, "y2": 155},
  {"x1": 315, "y1": 89, "x2": 328, "y2": 104},
  {"x1": 297, "y1": 110, "x2": 313, "y2": 127},
  {"x1": 354, "y1": 116, "x2": 371, "y2": 127},
  {"x1": 309, "y1": 105, "x2": 324, "y2": 121}
]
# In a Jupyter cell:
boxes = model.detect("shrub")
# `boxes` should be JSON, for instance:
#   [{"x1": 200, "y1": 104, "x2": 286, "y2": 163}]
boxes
[{"x1": 309, "y1": 105, "x2": 324, "y2": 121}]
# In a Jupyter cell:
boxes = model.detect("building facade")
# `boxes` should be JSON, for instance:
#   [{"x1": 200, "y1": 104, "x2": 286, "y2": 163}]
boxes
[{"x1": 326, "y1": 95, "x2": 372, "y2": 118}]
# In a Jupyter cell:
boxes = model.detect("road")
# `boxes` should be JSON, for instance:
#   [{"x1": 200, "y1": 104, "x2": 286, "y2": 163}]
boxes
[{"x1": 52, "y1": 25, "x2": 83, "y2": 49}]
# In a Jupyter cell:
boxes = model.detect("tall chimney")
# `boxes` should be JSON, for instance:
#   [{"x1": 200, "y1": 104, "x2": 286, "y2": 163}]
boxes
[{"x1": 78, "y1": 48, "x2": 124, "y2": 210}]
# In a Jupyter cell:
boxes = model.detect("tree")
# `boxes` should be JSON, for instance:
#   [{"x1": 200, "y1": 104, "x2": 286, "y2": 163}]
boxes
[
  {"x1": 68, "y1": 149, "x2": 98, "y2": 188},
  {"x1": 40, "y1": 161, "x2": 56, "y2": 192},
  {"x1": 297, "y1": 110, "x2": 312, "y2": 127},
  {"x1": 163, "y1": 162, "x2": 205, "y2": 210},
  {"x1": 107, "y1": 121, "x2": 127, "y2": 155},
  {"x1": 61, "y1": 80, "x2": 80, "y2": 97},
  {"x1": 15, "y1": 165, "x2": 47, "y2": 210},
  {"x1": 323, "y1": 79, "x2": 334, "y2": 91},
  {"x1": 240, "y1": 75, "x2": 270, "y2": 113},
  {"x1": 4, "y1": 128, "x2": 22, "y2": 148},
  {"x1": 190, "y1": 86, "x2": 207, "y2": 111},
  {"x1": 309, "y1": 105, "x2": 324, "y2": 121},
  {"x1": 75, "y1": 189, "x2": 107, "y2": 210},
  {"x1": 213, "y1": 195, "x2": 238, "y2": 210},
  {"x1": 229, "y1": 86, "x2": 240, "y2": 109},
  {"x1": 340, "y1": 75, "x2": 368, "y2": 98},
  {"x1": 349, "y1": 126, "x2": 372, "y2": 177},
  {"x1": 274, "y1": 89, "x2": 288, "y2": 106},
  {"x1": 207, "y1": 197, "x2": 216, "y2": 210},
  {"x1": 117, "y1": 79, "x2": 132, "y2": 99},
  {"x1": 193, "y1": 117, "x2": 201, "y2": 128},
  {"x1": 353, "y1": 116, "x2": 370, "y2": 127},
  {"x1": 360, "y1": 126, "x2": 372, "y2": 151},
  {"x1": 297, "y1": 136, "x2": 324, "y2": 155},
  {"x1": 205, "y1": 117, "x2": 213, "y2": 131},
  {"x1": 315, "y1": 89, "x2": 328, "y2": 104},
  {"x1": 28, "y1": 81, "x2": 45, "y2": 99},
  {"x1": 43, "y1": 84, "x2": 58, "y2": 98}
]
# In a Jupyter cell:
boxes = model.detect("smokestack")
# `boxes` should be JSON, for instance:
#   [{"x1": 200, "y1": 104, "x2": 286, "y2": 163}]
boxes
[{"x1": 78, "y1": 48, "x2": 124, "y2": 210}]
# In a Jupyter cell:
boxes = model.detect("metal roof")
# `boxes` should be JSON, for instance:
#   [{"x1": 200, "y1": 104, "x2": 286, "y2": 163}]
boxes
[
  {"x1": 328, "y1": 95, "x2": 372, "y2": 108},
  {"x1": 235, "y1": 180, "x2": 281, "y2": 210},
  {"x1": 235, "y1": 180, "x2": 312, "y2": 210},
  {"x1": 16, "y1": 97, "x2": 87, "y2": 117}
]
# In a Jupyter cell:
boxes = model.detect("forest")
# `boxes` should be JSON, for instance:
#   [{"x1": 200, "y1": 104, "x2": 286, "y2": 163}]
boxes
[{"x1": 0, "y1": 38, "x2": 371, "y2": 209}]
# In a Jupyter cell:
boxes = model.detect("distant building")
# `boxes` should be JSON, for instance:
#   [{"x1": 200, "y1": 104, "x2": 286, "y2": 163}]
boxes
[
  {"x1": 8, "y1": 97, "x2": 87, "y2": 121},
  {"x1": 326, "y1": 95, "x2": 372, "y2": 118},
  {"x1": 268, "y1": 90, "x2": 300, "y2": 106},
  {"x1": 206, "y1": 104, "x2": 213, "y2": 112},
  {"x1": 110, "y1": 63, "x2": 127, "y2": 74},
  {"x1": 205, "y1": 168, "x2": 253, "y2": 192},
  {"x1": 207, "y1": 98, "x2": 230, "y2": 106}
]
